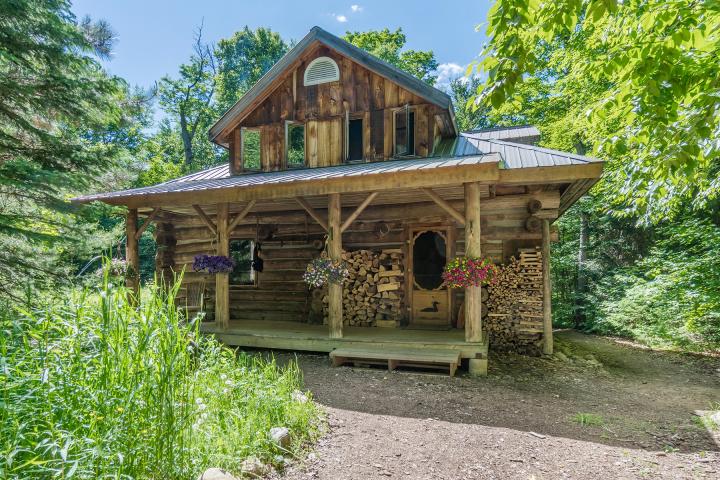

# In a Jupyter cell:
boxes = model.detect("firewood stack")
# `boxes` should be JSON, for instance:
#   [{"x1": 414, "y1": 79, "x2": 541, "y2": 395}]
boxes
[
  {"x1": 321, "y1": 248, "x2": 404, "y2": 327},
  {"x1": 486, "y1": 248, "x2": 544, "y2": 354}
]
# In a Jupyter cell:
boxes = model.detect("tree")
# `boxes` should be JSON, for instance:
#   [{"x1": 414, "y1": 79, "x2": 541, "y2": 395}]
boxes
[
  {"x1": 157, "y1": 25, "x2": 217, "y2": 169},
  {"x1": 470, "y1": 0, "x2": 720, "y2": 219},
  {"x1": 214, "y1": 27, "x2": 289, "y2": 113},
  {"x1": 0, "y1": 0, "x2": 128, "y2": 296},
  {"x1": 448, "y1": 76, "x2": 492, "y2": 132},
  {"x1": 343, "y1": 28, "x2": 438, "y2": 85}
]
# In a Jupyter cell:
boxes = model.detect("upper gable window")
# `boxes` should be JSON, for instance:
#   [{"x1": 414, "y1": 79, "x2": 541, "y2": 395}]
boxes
[
  {"x1": 285, "y1": 121, "x2": 305, "y2": 168},
  {"x1": 393, "y1": 105, "x2": 415, "y2": 157},
  {"x1": 304, "y1": 57, "x2": 340, "y2": 86},
  {"x1": 241, "y1": 127, "x2": 261, "y2": 170}
]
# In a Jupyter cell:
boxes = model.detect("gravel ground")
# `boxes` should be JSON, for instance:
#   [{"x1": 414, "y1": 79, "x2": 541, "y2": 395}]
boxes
[{"x1": 270, "y1": 331, "x2": 720, "y2": 479}]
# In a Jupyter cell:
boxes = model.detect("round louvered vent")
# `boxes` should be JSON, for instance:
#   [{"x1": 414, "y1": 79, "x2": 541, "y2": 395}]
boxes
[{"x1": 303, "y1": 57, "x2": 340, "y2": 86}]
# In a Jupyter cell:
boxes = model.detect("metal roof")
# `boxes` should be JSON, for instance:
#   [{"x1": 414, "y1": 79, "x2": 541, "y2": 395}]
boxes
[
  {"x1": 73, "y1": 135, "x2": 602, "y2": 204},
  {"x1": 467, "y1": 125, "x2": 541, "y2": 143},
  {"x1": 433, "y1": 133, "x2": 600, "y2": 169},
  {"x1": 74, "y1": 153, "x2": 502, "y2": 203},
  {"x1": 208, "y1": 26, "x2": 454, "y2": 143}
]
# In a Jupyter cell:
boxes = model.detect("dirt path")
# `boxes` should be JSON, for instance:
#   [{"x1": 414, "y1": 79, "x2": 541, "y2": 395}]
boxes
[{"x1": 272, "y1": 331, "x2": 720, "y2": 479}]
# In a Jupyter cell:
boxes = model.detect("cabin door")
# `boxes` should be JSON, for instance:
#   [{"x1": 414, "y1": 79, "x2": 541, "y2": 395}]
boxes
[{"x1": 408, "y1": 227, "x2": 452, "y2": 327}]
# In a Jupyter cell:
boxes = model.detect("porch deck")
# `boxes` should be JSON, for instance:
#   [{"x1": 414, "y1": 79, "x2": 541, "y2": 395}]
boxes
[{"x1": 200, "y1": 320, "x2": 489, "y2": 361}]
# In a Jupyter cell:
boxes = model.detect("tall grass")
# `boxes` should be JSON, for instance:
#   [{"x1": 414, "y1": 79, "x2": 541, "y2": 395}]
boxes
[{"x1": 0, "y1": 272, "x2": 319, "y2": 479}]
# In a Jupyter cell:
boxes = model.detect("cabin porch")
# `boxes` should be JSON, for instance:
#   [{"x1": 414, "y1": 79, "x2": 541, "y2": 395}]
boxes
[{"x1": 200, "y1": 319, "x2": 489, "y2": 374}]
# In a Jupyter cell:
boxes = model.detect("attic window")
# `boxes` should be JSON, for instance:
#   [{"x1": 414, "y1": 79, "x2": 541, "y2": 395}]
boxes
[{"x1": 304, "y1": 57, "x2": 340, "y2": 86}]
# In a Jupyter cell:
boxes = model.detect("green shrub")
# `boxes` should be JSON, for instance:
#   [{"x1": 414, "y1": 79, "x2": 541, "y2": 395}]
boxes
[{"x1": 0, "y1": 271, "x2": 320, "y2": 479}]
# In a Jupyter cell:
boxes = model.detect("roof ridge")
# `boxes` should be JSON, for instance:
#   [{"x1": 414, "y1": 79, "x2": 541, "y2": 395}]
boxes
[{"x1": 208, "y1": 27, "x2": 453, "y2": 143}]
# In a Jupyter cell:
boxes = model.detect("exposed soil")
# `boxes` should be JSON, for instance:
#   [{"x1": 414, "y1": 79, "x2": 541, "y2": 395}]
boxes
[{"x1": 271, "y1": 331, "x2": 720, "y2": 479}]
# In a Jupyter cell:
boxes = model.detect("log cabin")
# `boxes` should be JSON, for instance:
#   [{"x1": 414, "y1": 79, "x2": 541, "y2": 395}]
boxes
[{"x1": 73, "y1": 26, "x2": 604, "y2": 376}]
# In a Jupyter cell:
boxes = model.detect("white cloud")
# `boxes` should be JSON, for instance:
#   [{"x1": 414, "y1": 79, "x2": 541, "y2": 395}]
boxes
[
  {"x1": 351, "y1": 5, "x2": 363, "y2": 12},
  {"x1": 335, "y1": 14, "x2": 348, "y2": 22},
  {"x1": 435, "y1": 62, "x2": 467, "y2": 89}
]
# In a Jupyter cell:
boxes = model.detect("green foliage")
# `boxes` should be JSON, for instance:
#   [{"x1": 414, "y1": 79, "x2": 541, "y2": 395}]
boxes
[
  {"x1": 215, "y1": 27, "x2": 289, "y2": 113},
  {"x1": 0, "y1": 272, "x2": 319, "y2": 478},
  {"x1": 572, "y1": 412, "x2": 604, "y2": 427},
  {"x1": 472, "y1": 0, "x2": 720, "y2": 219},
  {"x1": 448, "y1": 77, "x2": 492, "y2": 132},
  {"x1": 343, "y1": 28, "x2": 438, "y2": 85},
  {"x1": 589, "y1": 219, "x2": 720, "y2": 351},
  {"x1": 0, "y1": 0, "x2": 148, "y2": 298}
]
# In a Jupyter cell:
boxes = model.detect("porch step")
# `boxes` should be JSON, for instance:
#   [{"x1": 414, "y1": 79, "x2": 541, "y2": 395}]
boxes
[{"x1": 330, "y1": 347, "x2": 461, "y2": 377}]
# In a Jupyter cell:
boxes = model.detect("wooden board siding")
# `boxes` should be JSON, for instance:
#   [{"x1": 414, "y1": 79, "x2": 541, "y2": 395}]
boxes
[{"x1": 227, "y1": 45, "x2": 451, "y2": 170}]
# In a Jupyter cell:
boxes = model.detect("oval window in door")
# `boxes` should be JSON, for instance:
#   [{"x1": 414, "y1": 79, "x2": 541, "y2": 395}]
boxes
[{"x1": 412, "y1": 230, "x2": 447, "y2": 290}]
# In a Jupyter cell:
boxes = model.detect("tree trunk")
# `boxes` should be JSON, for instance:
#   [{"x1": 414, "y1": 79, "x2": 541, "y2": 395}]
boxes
[
  {"x1": 575, "y1": 211, "x2": 589, "y2": 328},
  {"x1": 179, "y1": 112, "x2": 194, "y2": 168}
]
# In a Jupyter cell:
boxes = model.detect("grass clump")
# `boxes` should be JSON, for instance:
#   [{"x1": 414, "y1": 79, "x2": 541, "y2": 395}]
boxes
[
  {"x1": 572, "y1": 412, "x2": 604, "y2": 427},
  {"x1": 0, "y1": 271, "x2": 320, "y2": 479}
]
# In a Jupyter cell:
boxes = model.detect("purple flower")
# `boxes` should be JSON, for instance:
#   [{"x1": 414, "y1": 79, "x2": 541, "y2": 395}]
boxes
[{"x1": 193, "y1": 255, "x2": 235, "y2": 274}]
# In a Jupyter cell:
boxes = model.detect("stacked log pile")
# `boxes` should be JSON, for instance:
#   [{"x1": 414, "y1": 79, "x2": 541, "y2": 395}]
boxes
[
  {"x1": 486, "y1": 248, "x2": 544, "y2": 354},
  {"x1": 321, "y1": 248, "x2": 404, "y2": 327}
]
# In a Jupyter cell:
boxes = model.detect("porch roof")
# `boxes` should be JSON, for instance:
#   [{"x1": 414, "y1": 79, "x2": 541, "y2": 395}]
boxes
[
  {"x1": 73, "y1": 153, "x2": 503, "y2": 207},
  {"x1": 71, "y1": 137, "x2": 604, "y2": 208}
]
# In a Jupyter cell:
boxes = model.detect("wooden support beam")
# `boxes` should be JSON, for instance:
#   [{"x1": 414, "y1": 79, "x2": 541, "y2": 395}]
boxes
[
  {"x1": 295, "y1": 196, "x2": 329, "y2": 232},
  {"x1": 135, "y1": 208, "x2": 160, "y2": 240},
  {"x1": 542, "y1": 218, "x2": 553, "y2": 355},
  {"x1": 327, "y1": 193, "x2": 343, "y2": 339},
  {"x1": 228, "y1": 200, "x2": 256, "y2": 232},
  {"x1": 422, "y1": 187, "x2": 465, "y2": 225},
  {"x1": 341, "y1": 191, "x2": 378, "y2": 232},
  {"x1": 464, "y1": 182, "x2": 483, "y2": 345},
  {"x1": 193, "y1": 204, "x2": 217, "y2": 235},
  {"x1": 215, "y1": 203, "x2": 230, "y2": 330},
  {"x1": 125, "y1": 208, "x2": 140, "y2": 299}
]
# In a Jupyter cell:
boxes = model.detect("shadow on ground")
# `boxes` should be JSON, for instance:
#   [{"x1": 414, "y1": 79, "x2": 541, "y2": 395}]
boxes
[{"x1": 260, "y1": 330, "x2": 720, "y2": 454}]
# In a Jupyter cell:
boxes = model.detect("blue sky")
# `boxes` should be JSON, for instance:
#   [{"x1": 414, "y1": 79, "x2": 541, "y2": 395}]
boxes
[{"x1": 71, "y1": 0, "x2": 492, "y2": 91}]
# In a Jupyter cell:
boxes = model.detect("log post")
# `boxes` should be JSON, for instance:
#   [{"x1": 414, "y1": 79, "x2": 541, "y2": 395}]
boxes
[
  {"x1": 542, "y1": 218, "x2": 553, "y2": 354},
  {"x1": 464, "y1": 182, "x2": 487, "y2": 376},
  {"x1": 216, "y1": 203, "x2": 230, "y2": 330},
  {"x1": 464, "y1": 183, "x2": 482, "y2": 342},
  {"x1": 328, "y1": 193, "x2": 343, "y2": 338},
  {"x1": 125, "y1": 208, "x2": 140, "y2": 299}
]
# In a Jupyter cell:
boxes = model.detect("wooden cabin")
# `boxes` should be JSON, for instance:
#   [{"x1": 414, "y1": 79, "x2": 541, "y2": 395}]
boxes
[{"x1": 73, "y1": 27, "x2": 604, "y2": 376}]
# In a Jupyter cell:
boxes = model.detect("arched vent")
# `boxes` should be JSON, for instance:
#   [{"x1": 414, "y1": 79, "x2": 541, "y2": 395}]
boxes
[{"x1": 304, "y1": 57, "x2": 340, "y2": 86}]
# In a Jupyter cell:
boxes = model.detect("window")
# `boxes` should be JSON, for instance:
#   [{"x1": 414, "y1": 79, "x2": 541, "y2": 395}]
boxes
[
  {"x1": 346, "y1": 118, "x2": 363, "y2": 162},
  {"x1": 241, "y1": 128, "x2": 261, "y2": 170},
  {"x1": 303, "y1": 57, "x2": 340, "y2": 86},
  {"x1": 393, "y1": 106, "x2": 415, "y2": 157},
  {"x1": 285, "y1": 122, "x2": 305, "y2": 168},
  {"x1": 229, "y1": 239, "x2": 255, "y2": 286}
]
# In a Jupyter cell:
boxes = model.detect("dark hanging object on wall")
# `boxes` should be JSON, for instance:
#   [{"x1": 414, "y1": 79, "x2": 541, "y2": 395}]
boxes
[
  {"x1": 374, "y1": 221, "x2": 391, "y2": 238},
  {"x1": 251, "y1": 243, "x2": 264, "y2": 272}
]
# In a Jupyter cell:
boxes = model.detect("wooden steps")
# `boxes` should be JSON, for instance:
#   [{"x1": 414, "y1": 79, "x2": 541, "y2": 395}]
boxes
[{"x1": 330, "y1": 347, "x2": 461, "y2": 377}]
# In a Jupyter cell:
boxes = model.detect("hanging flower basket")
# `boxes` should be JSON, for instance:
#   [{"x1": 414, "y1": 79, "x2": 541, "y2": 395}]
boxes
[
  {"x1": 193, "y1": 254, "x2": 235, "y2": 274},
  {"x1": 442, "y1": 256, "x2": 497, "y2": 289},
  {"x1": 303, "y1": 257, "x2": 349, "y2": 288}
]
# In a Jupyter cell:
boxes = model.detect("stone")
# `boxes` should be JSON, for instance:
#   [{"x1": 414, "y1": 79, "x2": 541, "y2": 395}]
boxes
[
  {"x1": 197, "y1": 467, "x2": 239, "y2": 480},
  {"x1": 269, "y1": 426, "x2": 292, "y2": 449},
  {"x1": 240, "y1": 456, "x2": 267, "y2": 477}
]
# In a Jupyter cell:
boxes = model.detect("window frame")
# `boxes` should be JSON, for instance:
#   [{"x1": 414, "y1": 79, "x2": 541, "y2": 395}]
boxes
[
  {"x1": 228, "y1": 238, "x2": 257, "y2": 288},
  {"x1": 240, "y1": 127, "x2": 262, "y2": 171},
  {"x1": 344, "y1": 112, "x2": 365, "y2": 163},
  {"x1": 392, "y1": 105, "x2": 416, "y2": 158},
  {"x1": 284, "y1": 120, "x2": 306, "y2": 169}
]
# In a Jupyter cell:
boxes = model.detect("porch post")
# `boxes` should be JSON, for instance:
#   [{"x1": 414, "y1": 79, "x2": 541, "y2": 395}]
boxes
[
  {"x1": 542, "y1": 219, "x2": 553, "y2": 354},
  {"x1": 328, "y1": 193, "x2": 343, "y2": 338},
  {"x1": 215, "y1": 203, "x2": 230, "y2": 330},
  {"x1": 464, "y1": 182, "x2": 487, "y2": 376},
  {"x1": 125, "y1": 208, "x2": 140, "y2": 299},
  {"x1": 464, "y1": 182, "x2": 482, "y2": 342}
]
